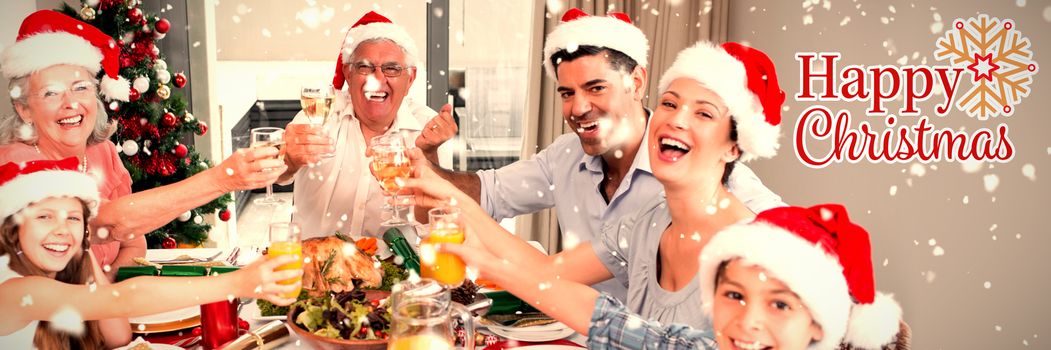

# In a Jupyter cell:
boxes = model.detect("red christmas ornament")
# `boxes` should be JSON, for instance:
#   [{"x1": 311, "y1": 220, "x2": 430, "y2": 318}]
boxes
[
  {"x1": 196, "y1": 121, "x2": 208, "y2": 135},
  {"x1": 155, "y1": 18, "x2": 171, "y2": 33},
  {"x1": 173, "y1": 72, "x2": 187, "y2": 88},
  {"x1": 174, "y1": 144, "x2": 188, "y2": 158},
  {"x1": 127, "y1": 8, "x2": 144, "y2": 24},
  {"x1": 218, "y1": 209, "x2": 231, "y2": 222},
  {"x1": 162, "y1": 112, "x2": 177, "y2": 127},
  {"x1": 128, "y1": 88, "x2": 140, "y2": 102},
  {"x1": 161, "y1": 236, "x2": 177, "y2": 249}
]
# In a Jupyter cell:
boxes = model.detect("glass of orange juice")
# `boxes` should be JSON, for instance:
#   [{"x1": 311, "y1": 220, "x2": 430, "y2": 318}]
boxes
[
  {"x1": 267, "y1": 222, "x2": 303, "y2": 298},
  {"x1": 420, "y1": 207, "x2": 466, "y2": 287}
]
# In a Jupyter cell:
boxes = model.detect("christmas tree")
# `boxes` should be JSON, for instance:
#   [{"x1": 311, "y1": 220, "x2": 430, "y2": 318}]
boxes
[{"x1": 61, "y1": 0, "x2": 231, "y2": 249}]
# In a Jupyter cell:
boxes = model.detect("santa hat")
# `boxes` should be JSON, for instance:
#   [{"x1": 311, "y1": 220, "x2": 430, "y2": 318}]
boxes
[
  {"x1": 698, "y1": 205, "x2": 903, "y2": 350},
  {"x1": 657, "y1": 41, "x2": 784, "y2": 162},
  {"x1": 542, "y1": 8, "x2": 649, "y2": 79},
  {"x1": 332, "y1": 11, "x2": 420, "y2": 90},
  {"x1": 0, "y1": 158, "x2": 100, "y2": 221},
  {"x1": 0, "y1": 10, "x2": 130, "y2": 102}
]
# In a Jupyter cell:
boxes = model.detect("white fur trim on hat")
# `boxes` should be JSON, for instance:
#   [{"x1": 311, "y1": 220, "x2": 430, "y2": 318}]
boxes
[
  {"x1": 542, "y1": 15, "x2": 649, "y2": 78},
  {"x1": 844, "y1": 292, "x2": 903, "y2": 349},
  {"x1": 0, "y1": 169, "x2": 100, "y2": 221},
  {"x1": 1, "y1": 32, "x2": 102, "y2": 79},
  {"x1": 657, "y1": 42, "x2": 780, "y2": 162},
  {"x1": 100, "y1": 75, "x2": 130, "y2": 102},
  {"x1": 699, "y1": 222, "x2": 852, "y2": 350},
  {"x1": 340, "y1": 22, "x2": 420, "y2": 67}
]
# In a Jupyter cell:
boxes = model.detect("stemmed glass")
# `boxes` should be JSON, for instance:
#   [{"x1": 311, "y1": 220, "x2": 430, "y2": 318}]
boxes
[
  {"x1": 251, "y1": 127, "x2": 285, "y2": 206},
  {"x1": 369, "y1": 134, "x2": 412, "y2": 223},
  {"x1": 299, "y1": 83, "x2": 335, "y2": 158}
]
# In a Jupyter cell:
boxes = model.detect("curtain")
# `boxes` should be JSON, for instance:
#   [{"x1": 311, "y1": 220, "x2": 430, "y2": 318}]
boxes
[{"x1": 518, "y1": 0, "x2": 729, "y2": 253}]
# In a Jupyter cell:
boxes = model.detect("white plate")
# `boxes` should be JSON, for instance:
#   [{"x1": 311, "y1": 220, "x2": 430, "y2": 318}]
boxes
[
  {"x1": 510, "y1": 345, "x2": 582, "y2": 350},
  {"x1": 114, "y1": 337, "x2": 184, "y2": 350},
  {"x1": 128, "y1": 306, "x2": 200, "y2": 324},
  {"x1": 246, "y1": 303, "x2": 287, "y2": 321},
  {"x1": 485, "y1": 322, "x2": 576, "y2": 342},
  {"x1": 145, "y1": 248, "x2": 223, "y2": 262}
]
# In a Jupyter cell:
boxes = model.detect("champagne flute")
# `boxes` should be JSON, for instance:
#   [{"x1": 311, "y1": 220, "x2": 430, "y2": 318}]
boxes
[
  {"x1": 369, "y1": 134, "x2": 412, "y2": 222},
  {"x1": 300, "y1": 84, "x2": 336, "y2": 158},
  {"x1": 251, "y1": 127, "x2": 285, "y2": 206},
  {"x1": 267, "y1": 222, "x2": 303, "y2": 299},
  {"x1": 420, "y1": 207, "x2": 466, "y2": 287}
]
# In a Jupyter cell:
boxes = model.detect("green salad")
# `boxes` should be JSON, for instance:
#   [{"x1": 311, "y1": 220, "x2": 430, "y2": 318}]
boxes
[{"x1": 294, "y1": 290, "x2": 391, "y2": 340}]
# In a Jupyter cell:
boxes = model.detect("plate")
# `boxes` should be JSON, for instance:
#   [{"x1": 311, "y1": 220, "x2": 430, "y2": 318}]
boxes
[
  {"x1": 485, "y1": 322, "x2": 576, "y2": 342},
  {"x1": 114, "y1": 341, "x2": 183, "y2": 350},
  {"x1": 245, "y1": 302, "x2": 286, "y2": 321},
  {"x1": 129, "y1": 306, "x2": 199, "y2": 324},
  {"x1": 131, "y1": 315, "x2": 200, "y2": 334},
  {"x1": 145, "y1": 248, "x2": 223, "y2": 262},
  {"x1": 511, "y1": 345, "x2": 583, "y2": 350}
]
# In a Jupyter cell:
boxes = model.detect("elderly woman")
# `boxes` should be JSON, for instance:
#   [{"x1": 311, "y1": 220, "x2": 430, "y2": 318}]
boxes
[{"x1": 0, "y1": 10, "x2": 286, "y2": 280}]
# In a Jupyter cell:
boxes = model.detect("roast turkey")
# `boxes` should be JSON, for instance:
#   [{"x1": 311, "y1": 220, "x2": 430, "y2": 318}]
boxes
[{"x1": 300, "y1": 236, "x2": 383, "y2": 294}]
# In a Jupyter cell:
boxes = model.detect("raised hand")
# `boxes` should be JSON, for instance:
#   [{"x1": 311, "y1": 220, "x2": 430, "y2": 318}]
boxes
[
  {"x1": 416, "y1": 104, "x2": 457, "y2": 162},
  {"x1": 402, "y1": 148, "x2": 470, "y2": 209},
  {"x1": 213, "y1": 146, "x2": 288, "y2": 192},
  {"x1": 283, "y1": 123, "x2": 335, "y2": 170},
  {"x1": 237, "y1": 254, "x2": 304, "y2": 306}
]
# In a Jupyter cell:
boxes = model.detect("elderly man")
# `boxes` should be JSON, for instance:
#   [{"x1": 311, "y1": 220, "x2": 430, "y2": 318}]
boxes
[
  {"x1": 421, "y1": 9, "x2": 786, "y2": 301},
  {"x1": 279, "y1": 11, "x2": 456, "y2": 239}
]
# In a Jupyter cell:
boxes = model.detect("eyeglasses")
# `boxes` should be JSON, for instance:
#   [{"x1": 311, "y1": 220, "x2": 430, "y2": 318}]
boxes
[
  {"x1": 352, "y1": 62, "x2": 409, "y2": 78},
  {"x1": 30, "y1": 81, "x2": 98, "y2": 105}
]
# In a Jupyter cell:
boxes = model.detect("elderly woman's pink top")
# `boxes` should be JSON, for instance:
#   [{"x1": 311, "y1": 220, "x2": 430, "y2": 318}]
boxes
[{"x1": 0, "y1": 141, "x2": 133, "y2": 267}]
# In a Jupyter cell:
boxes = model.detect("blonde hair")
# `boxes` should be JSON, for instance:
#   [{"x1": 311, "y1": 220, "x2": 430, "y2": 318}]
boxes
[{"x1": 0, "y1": 199, "x2": 104, "y2": 349}]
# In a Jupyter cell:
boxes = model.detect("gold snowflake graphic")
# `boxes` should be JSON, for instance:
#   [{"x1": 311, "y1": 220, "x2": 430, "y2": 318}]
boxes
[{"x1": 934, "y1": 14, "x2": 1038, "y2": 120}]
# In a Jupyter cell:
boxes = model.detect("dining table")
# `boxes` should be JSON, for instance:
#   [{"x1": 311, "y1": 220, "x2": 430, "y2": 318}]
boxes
[{"x1": 127, "y1": 247, "x2": 588, "y2": 349}]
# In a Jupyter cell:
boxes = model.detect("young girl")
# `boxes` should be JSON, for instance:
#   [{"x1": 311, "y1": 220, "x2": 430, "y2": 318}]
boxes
[
  {"x1": 405, "y1": 40, "x2": 785, "y2": 332},
  {"x1": 0, "y1": 158, "x2": 301, "y2": 349}
]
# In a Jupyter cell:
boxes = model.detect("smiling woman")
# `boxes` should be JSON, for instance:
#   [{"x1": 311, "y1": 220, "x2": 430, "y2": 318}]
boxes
[{"x1": 0, "y1": 10, "x2": 287, "y2": 281}]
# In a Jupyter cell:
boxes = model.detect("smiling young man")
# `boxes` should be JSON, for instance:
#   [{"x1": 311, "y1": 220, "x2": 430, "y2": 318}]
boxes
[
  {"x1": 421, "y1": 9, "x2": 785, "y2": 302},
  {"x1": 279, "y1": 11, "x2": 457, "y2": 239}
]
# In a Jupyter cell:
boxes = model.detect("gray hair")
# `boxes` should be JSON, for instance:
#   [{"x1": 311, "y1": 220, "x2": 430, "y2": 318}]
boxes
[
  {"x1": 346, "y1": 38, "x2": 417, "y2": 68},
  {"x1": 2, "y1": 75, "x2": 117, "y2": 146}
]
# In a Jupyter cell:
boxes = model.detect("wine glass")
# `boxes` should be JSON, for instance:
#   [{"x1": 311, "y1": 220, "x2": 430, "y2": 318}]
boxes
[
  {"x1": 300, "y1": 84, "x2": 336, "y2": 158},
  {"x1": 369, "y1": 134, "x2": 412, "y2": 223},
  {"x1": 251, "y1": 127, "x2": 285, "y2": 206}
]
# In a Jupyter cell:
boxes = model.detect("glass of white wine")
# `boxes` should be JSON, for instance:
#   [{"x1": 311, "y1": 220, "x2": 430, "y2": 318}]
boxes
[
  {"x1": 300, "y1": 84, "x2": 336, "y2": 158},
  {"x1": 251, "y1": 127, "x2": 285, "y2": 206}
]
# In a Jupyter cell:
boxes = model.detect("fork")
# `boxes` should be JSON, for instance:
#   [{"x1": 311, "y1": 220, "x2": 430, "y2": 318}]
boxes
[{"x1": 150, "y1": 251, "x2": 223, "y2": 263}]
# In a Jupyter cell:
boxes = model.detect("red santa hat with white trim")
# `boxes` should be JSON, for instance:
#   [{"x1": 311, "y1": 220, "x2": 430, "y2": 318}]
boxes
[
  {"x1": 1, "y1": 10, "x2": 130, "y2": 102},
  {"x1": 698, "y1": 204, "x2": 903, "y2": 350},
  {"x1": 658, "y1": 41, "x2": 785, "y2": 161},
  {"x1": 332, "y1": 11, "x2": 420, "y2": 90},
  {"x1": 542, "y1": 8, "x2": 650, "y2": 79},
  {"x1": 0, "y1": 158, "x2": 100, "y2": 221}
]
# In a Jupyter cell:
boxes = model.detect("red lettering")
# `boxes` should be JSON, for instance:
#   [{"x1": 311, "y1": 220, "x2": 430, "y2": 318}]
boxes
[{"x1": 796, "y1": 53, "x2": 840, "y2": 100}]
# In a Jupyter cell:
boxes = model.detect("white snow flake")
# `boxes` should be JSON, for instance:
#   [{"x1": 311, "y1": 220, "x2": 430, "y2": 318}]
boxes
[
  {"x1": 889, "y1": 185, "x2": 897, "y2": 196},
  {"x1": 49, "y1": 307, "x2": 85, "y2": 335},
  {"x1": 984, "y1": 281, "x2": 992, "y2": 289},
  {"x1": 983, "y1": 174, "x2": 1000, "y2": 193},
  {"x1": 1022, "y1": 164, "x2": 1036, "y2": 181},
  {"x1": 932, "y1": 246, "x2": 945, "y2": 256}
]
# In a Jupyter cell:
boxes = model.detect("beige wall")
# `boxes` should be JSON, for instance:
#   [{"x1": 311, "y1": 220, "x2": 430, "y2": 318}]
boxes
[
  {"x1": 214, "y1": 0, "x2": 532, "y2": 68},
  {"x1": 215, "y1": 0, "x2": 427, "y2": 61},
  {"x1": 729, "y1": 0, "x2": 1050, "y2": 348}
]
